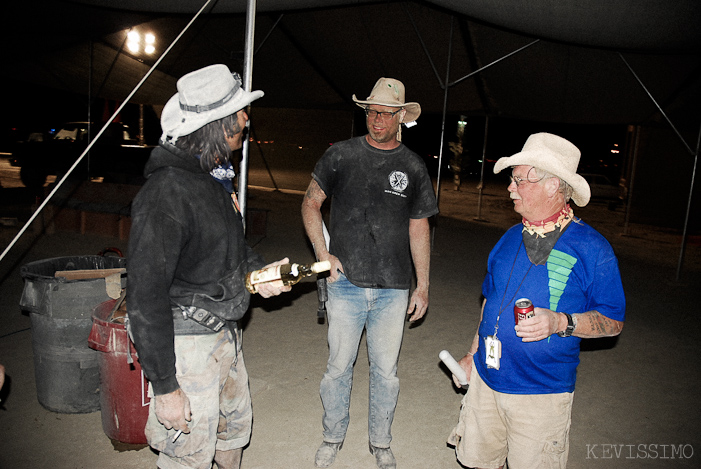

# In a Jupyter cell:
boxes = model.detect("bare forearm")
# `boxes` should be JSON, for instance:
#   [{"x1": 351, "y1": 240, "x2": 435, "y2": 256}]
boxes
[
  {"x1": 301, "y1": 180, "x2": 329, "y2": 260},
  {"x1": 571, "y1": 310, "x2": 624, "y2": 338},
  {"x1": 302, "y1": 206, "x2": 327, "y2": 259},
  {"x1": 409, "y1": 217, "x2": 431, "y2": 290}
]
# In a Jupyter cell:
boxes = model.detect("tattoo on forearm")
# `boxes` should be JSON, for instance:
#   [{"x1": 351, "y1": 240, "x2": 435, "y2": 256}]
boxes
[{"x1": 579, "y1": 310, "x2": 622, "y2": 337}]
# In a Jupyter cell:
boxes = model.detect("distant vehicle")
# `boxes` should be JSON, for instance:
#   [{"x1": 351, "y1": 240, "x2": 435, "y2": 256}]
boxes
[
  {"x1": 581, "y1": 173, "x2": 621, "y2": 200},
  {"x1": 10, "y1": 121, "x2": 153, "y2": 189}
]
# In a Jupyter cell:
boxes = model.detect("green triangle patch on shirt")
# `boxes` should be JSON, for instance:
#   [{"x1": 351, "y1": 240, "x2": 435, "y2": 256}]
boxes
[{"x1": 547, "y1": 249, "x2": 578, "y2": 311}]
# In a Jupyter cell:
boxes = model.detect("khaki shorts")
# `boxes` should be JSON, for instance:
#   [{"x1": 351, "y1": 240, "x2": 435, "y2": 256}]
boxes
[
  {"x1": 146, "y1": 328, "x2": 252, "y2": 469},
  {"x1": 448, "y1": 363, "x2": 573, "y2": 469}
]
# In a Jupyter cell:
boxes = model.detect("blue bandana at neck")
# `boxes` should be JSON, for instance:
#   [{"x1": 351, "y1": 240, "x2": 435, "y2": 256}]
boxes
[
  {"x1": 210, "y1": 163, "x2": 236, "y2": 193},
  {"x1": 196, "y1": 155, "x2": 236, "y2": 193}
]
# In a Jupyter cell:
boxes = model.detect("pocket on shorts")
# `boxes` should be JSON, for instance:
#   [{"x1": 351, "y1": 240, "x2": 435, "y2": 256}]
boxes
[
  {"x1": 447, "y1": 393, "x2": 470, "y2": 448},
  {"x1": 146, "y1": 413, "x2": 212, "y2": 461},
  {"x1": 447, "y1": 421, "x2": 463, "y2": 447},
  {"x1": 541, "y1": 432, "x2": 568, "y2": 469}
]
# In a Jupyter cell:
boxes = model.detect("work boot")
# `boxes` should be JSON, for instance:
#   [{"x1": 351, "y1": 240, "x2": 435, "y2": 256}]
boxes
[
  {"x1": 369, "y1": 443, "x2": 396, "y2": 469},
  {"x1": 315, "y1": 441, "x2": 343, "y2": 468}
]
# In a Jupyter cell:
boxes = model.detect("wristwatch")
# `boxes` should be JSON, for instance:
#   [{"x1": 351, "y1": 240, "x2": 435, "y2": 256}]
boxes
[{"x1": 557, "y1": 313, "x2": 575, "y2": 337}]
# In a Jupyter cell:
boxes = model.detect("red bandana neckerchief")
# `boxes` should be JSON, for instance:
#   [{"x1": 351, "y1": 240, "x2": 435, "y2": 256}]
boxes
[
  {"x1": 521, "y1": 205, "x2": 575, "y2": 265},
  {"x1": 522, "y1": 205, "x2": 574, "y2": 238}
]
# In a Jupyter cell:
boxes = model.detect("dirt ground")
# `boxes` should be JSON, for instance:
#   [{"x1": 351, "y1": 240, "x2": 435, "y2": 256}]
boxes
[{"x1": 0, "y1": 178, "x2": 700, "y2": 469}]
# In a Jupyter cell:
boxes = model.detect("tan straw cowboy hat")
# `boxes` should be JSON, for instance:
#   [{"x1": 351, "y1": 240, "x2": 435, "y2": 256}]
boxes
[
  {"x1": 493, "y1": 132, "x2": 591, "y2": 207},
  {"x1": 352, "y1": 77, "x2": 421, "y2": 123}
]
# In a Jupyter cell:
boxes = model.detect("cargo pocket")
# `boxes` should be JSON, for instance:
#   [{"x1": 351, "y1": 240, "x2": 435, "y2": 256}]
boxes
[
  {"x1": 541, "y1": 433, "x2": 568, "y2": 469},
  {"x1": 447, "y1": 392, "x2": 470, "y2": 454},
  {"x1": 447, "y1": 405, "x2": 466, "y2": 447},
  {"x1": 146, "y1": 412, "x2": 214, "y2": 464}
]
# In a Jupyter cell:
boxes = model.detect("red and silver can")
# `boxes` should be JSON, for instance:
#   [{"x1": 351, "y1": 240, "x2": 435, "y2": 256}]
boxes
[{"x1": 514, "y1": 298, "x2": 535, "y2": 324}]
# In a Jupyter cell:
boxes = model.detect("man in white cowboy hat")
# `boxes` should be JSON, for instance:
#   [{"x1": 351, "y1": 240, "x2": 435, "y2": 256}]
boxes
[
  {"x1": 447, "y1": 133, "x2": 626, "y2": 469},
  {"x1": 127, "y1": 64, "x2": 290, "y2": 469},
  {"x1": 302, "y1": 78, "x2": 438, "y2": 469}
]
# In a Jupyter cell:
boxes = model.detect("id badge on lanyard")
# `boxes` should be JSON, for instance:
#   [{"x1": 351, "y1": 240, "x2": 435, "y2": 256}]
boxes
[{"x1": 484, "y1": 335, "x2": 502, "y2": 370}]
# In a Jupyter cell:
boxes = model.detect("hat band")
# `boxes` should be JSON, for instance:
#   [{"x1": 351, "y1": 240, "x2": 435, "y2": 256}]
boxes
[{"x1": 180, "y1": 85, "x2": 238, "y2": 114}]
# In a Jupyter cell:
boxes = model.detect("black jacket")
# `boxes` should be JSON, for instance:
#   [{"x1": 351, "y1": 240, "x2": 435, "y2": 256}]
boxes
[{"x1": 127, "y1": 142, "x2": 265, "y2": 395}]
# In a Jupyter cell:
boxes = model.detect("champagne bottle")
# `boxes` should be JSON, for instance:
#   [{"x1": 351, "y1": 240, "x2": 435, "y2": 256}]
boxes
[{"x1": 245, "y1": 261, "x2": 331, "y2": 294}]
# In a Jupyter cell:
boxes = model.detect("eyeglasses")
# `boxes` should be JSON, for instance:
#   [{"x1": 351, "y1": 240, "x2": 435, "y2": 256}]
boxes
[
  {"x1": 510, "y1": 168, "x2": 546, "y2": 186},
  {"x1": 364, "y1": 108, "x2": 402, "y2": 119}
]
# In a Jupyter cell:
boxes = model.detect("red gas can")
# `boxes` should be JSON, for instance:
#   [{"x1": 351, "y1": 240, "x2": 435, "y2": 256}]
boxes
[{"x1": 88, "y1": 295, "x2": 150, "y2": 445}]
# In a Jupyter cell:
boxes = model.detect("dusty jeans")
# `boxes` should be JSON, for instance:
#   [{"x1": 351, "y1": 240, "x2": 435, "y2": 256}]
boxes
[{"x1": 320, "y1": 273, "x2": 408, "y2": 448}]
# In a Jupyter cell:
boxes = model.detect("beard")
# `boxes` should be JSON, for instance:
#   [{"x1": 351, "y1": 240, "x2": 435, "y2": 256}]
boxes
[{"x1": 367, "y1": 123, "x2": 398, "y2": 145}]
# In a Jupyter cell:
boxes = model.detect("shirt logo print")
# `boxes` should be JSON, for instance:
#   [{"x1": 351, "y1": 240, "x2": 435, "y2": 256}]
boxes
[
  {"x1": 388, "y1": 171, "x2": 409, "y2": 192},
  {"x1": 546, "y1": 249, "x2": 578, "y2": 311}
]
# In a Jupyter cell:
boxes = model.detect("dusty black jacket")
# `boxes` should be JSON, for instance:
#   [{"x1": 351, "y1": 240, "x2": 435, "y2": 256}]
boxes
[{"x1": 127, "y1": 142, "x2": 265, "y2": 395}]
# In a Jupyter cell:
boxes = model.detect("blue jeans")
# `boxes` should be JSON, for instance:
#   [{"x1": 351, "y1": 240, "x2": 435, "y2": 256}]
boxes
[{"x1": 320, "y1": 273, "x2": 409, "y2": 448}]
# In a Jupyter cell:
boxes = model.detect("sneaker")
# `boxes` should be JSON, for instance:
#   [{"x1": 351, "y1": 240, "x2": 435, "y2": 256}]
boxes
[
  {"x1": 369, "y1": 443, "x2": 396, "y2": 469},
  {"x1": 315, "y1": 441, "x2": 343, "y2": 468}
]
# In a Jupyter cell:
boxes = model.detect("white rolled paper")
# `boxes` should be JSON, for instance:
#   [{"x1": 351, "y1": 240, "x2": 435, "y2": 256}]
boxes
[{"x1": 439, "y1": 350, "x2": 468, "y2": 386}]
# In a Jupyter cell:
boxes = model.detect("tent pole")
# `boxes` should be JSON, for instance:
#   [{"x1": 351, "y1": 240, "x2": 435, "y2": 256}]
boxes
[
  {"x1": 238, "y1": 0, "x2": 257, "y2": 229},
  {"x1": 622, "y1": 125, "x2": 640, "y2": 237},
  {"x1": 449, "y1": 39, "x2": 539, "y2": 87},
  {"x1": 619, "y1": 53, "x2": 695, "y2": 157},
  {"x1": 475, "y1": 116, "x2": 489, "y2": 221},
  {"x1": 619, "y1": 52, "x2": 699, "y2": 280},
  {"x1": 404, "y1": 5, "x2": 537, "y2": 224},
  {"x1": 254, "y1": 14, "x2": 283, "y2": 56},
  {"x1": 0, "y1": 0, "x2": 215, "y2": 264},
  {"x1": 403, "y1": 2, "x2": 444, "y2": 87},
  {"x1": 88, "y1": 40, "x2": 93, "y2": 178},
  {"x1": 675, "y1": 121, "x2": 701, "y2": 281},
  {"x1": 434, "y1": 16, "x2": 454, "y2": 203},
  {"x1": 429, "y1": 16, "x2": 453, "y2": 250}
]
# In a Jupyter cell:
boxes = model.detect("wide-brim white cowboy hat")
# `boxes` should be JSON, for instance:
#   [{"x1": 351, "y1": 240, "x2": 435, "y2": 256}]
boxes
[
  {"x1": 493, "y1": 132, "x2": 591, "y2": 207},
  {"x1": 161, "y1": 64, "x2": 264, "y2": 141},
  {"x1": 352, "y1": 77, "x2": 421, "y2": 123}
]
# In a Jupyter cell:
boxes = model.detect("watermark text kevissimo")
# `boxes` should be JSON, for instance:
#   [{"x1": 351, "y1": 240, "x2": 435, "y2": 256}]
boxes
[{"x1": 586, "y1": 444, "x2": 694, "y2": 460}]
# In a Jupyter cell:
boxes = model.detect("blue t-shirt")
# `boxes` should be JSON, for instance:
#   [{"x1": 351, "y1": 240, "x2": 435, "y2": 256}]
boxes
[
  {"x1": 475, "y1": 219, "x2": 626, "y2": 394},
  {"x1": 312, "y1": 136, "x2": 438, "y2": 289}
]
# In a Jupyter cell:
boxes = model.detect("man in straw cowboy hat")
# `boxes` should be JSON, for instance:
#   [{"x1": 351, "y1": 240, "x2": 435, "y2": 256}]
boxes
[
  {"x1": 302, "y1": 78, "x2": 438, "y2": 469},
  {"x1": 127, "y1": 64, "x2": 290, "y2": 469},
  {"x1": 447, "y1": 133, "x2": 626, "y2": 468}
]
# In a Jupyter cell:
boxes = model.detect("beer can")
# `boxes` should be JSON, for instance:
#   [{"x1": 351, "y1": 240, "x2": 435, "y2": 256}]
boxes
[{"x1": 514, "y1": 298, "x2": 534, "y2": 324}]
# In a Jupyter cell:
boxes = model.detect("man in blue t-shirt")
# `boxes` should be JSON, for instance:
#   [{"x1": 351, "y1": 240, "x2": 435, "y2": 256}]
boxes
[
  {"x1": 302, "y1": 78, "x2": 438, "y2": 469},
  {"x1": 447, "y1": 133, "x2": 625, "y2": 469}
]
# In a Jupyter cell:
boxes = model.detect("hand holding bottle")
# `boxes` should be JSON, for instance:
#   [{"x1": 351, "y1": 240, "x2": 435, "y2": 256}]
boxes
[
  {"x1": 252, "y1": 258, "x2": 292, "y2": 298},
  {"x1": 246, "y1": 259, "x2": 331, "y2": 295}
]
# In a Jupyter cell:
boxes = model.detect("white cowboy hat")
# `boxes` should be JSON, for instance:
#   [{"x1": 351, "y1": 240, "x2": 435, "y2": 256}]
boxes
[
  {"x1": 161, "y1": 64, "x2": 264, "y2": 141},
  {"x1": 352, "y1": 77, "x2": 421, "y2": 123},
  {"x1": 493, "y1": 132, "x2": 591, "y2": 207}
]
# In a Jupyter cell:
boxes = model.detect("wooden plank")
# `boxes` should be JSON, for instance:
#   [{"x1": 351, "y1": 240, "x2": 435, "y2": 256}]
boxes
[{"x1": 54, "y1": 268, "x2": 126, "y2": 280}]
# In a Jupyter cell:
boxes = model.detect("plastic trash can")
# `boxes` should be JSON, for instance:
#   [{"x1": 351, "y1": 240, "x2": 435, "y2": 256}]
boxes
[
  {"x1": 19, "y1": 255, "x2": 127, "y2": 413},
  {"x1": 89, "y1": 296, "x2": 149, "y2": 444}
]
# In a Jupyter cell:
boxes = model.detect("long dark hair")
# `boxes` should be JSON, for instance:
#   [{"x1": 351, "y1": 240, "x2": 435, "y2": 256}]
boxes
[{"x1": 174, "y1": 113, "x2": 242, "y2": 172}]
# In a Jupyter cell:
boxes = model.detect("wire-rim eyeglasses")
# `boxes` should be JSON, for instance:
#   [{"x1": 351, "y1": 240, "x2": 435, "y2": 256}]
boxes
[{"x1": 510, "y1": 167, "x2": 548, "y2": 186}]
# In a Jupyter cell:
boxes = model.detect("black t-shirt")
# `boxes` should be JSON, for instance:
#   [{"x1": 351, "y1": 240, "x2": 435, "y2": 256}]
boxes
[{"x1": 312, "y1": 136, "x2": 438, "y2": 289}]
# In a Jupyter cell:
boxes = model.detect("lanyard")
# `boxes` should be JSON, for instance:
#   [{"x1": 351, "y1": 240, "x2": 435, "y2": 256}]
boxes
[{"x1": 492, "y1": 241, "x2": 532, "y2": 340}]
